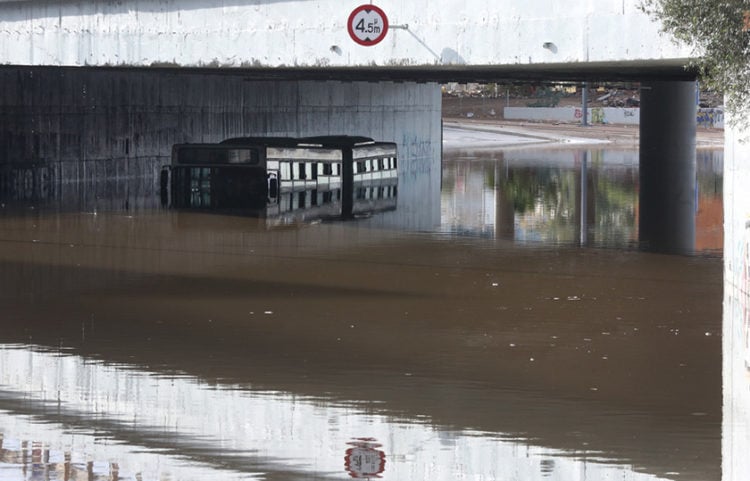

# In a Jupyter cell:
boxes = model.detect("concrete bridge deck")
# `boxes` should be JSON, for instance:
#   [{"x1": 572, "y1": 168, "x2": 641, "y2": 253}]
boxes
[{"x1": 0, "y1": 0, "x2": 692, "y2": 81}]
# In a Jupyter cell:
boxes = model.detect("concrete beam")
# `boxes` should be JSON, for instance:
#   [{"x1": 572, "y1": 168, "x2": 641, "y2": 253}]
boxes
[{"x1": 0, "y1": 0, "x2": 692, "y2": 72}]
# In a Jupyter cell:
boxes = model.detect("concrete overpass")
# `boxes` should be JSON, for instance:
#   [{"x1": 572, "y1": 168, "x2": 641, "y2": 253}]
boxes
[
  {"x1": 0, "y1": 0, "x2": 702, "y2": 248},
  {"x1": 1, "y1": 2, "x2": 750, "y2": 480}
]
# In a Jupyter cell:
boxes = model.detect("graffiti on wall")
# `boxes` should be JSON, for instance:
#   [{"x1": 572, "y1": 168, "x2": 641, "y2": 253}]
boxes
[
  {"x1": 401, "y1": 132, "x2": 437, "y2": 182},
  {"x1": 730, "y1": 218, "x2": 750, "y2": 373},
  {"x1": 0, "y1": 165, "x2": 55, "y2": 201},
  {"x1": 512, "y1": 107, "x2": 723, "y2": 127},
  {"x1": 697, "y1": 108, "x2": 725, "y2": 128},
  {"x1": 572, "y1": 107, "x2": 606, "y2": 123}
]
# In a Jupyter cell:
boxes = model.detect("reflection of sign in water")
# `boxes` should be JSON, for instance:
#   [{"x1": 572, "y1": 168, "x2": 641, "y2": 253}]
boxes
[{"x1": 345, "y1": 438, "x2": 386, "y2": 478}]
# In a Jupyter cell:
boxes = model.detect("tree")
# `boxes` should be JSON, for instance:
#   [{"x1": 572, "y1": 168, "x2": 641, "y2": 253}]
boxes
[{"x1": 641, "y1": 0, "x2": 750, "y2": 128}]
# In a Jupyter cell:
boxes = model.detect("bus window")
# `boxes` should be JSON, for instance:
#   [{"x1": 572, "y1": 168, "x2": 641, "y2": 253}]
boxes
[
  {"x1": 227, "y1": 149, "x2": 260, "y2": 164},
  {"x1": 268, "y1": 173, "x2": 279, "y2": 200},
  {"x1": 177, "y1": 147, "x2": 260, "y2": 165}
]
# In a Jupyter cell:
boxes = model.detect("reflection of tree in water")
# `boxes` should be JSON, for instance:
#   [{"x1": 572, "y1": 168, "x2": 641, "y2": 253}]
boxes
[
  {"x1": 496, "y1": 166, "x2": 578, "y2": 243},
  {"x1": 697, "y1": 149, "x2": 723, "y2": 197},
  {"x1": 447, "y1": 149, "x2": 722, "y2": 249},
  {"x1": 593, "y1": 168, "x2": 638, "y2": 245},
  {"x1": 496, "y1": 167, "x2": 564, "y2": 213},
  {"x1": 497, "y1": 162, "x2": 639, "y2": 246}
]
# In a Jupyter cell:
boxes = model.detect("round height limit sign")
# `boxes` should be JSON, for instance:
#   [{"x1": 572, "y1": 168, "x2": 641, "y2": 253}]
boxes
[{"x1": 347, "y1": 4, "x2": 389, "y2": 46}]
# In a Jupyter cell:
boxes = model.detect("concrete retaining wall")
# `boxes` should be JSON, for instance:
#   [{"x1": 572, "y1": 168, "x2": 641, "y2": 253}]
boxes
[
  {"x1": 723, "y1": 114, "x2": 750, "y2": 481},
  {"x1": 504, "y1": 106, "x2": 640, "y2": 125},
  {"x1": 504, "y1": 106, "x2": 724, "y2": 128}
]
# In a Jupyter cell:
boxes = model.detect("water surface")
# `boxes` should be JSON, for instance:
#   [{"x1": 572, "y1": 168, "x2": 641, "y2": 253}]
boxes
[{"x1": 0, "y1": 147, "x2": 723, "y2": 480}]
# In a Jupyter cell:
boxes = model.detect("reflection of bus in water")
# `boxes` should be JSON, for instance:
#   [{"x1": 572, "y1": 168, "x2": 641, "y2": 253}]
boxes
[{"x1": 161, "y1": 136, "x2": 398, "y2": 224}]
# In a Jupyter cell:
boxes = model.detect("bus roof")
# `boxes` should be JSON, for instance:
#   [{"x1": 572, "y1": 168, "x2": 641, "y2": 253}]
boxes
[{"x1": 219, "y1": 136, "x2": 377, "y2": 149}]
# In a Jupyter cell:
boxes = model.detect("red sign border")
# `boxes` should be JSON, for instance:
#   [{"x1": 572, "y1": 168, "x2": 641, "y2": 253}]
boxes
[
  {"x1": 344, "y1": 446, "x2": 386, "y2": 478},
  {"x1": 347, "y1": 4, "x2": 389, "y2": 47}
]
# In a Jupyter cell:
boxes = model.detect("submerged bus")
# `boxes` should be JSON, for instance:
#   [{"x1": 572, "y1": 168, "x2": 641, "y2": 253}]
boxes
[{"x1": 160, "y1": 136, "x2": 398, "y2": 224}]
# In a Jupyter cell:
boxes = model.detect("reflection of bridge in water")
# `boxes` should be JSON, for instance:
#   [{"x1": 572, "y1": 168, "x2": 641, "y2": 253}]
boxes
[{"x1": 0, "y1": 339, "x2": 719, "y2": 481}]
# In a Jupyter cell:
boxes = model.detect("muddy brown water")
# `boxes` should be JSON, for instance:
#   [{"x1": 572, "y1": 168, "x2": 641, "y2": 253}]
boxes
[{"x1": 0, "y1": 148, "x2": 723, "y2": 480}]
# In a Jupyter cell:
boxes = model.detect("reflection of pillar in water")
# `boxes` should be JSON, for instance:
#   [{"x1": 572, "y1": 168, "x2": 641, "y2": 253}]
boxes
[
  {"x1": 494, "y1": 155, "x2": 515, "y2": 240},
  {"x1": 574, "y1": 151, "x2": 596, "y2": 247},
  {"x1": 639, "y1": 81, "x2": 697, "y2": 254},
  {"x1": 580, "y1": 152, "x2": 588, "y2": 245}
]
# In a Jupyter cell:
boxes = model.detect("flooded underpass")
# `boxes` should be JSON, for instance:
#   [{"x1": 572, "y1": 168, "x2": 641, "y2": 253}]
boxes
[{"x1": 0, "y1": 141, "x2": 724, "y2": 480}]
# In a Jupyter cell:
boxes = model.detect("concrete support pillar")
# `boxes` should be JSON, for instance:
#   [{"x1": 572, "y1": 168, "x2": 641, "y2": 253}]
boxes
[
  {"x1": 581, "y1": 83, "x2": 589, "y2": 127},
  {"x1": 639, "y1": 81, "x2": 697, "y2": 254}
]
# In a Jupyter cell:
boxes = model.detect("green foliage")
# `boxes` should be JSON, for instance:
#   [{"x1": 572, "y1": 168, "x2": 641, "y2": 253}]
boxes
[
  {"x1": 525, "y1": 87, "x2": 562, "y2": 107},
  {"x1": 641, "y1": 0, "x2": 750, "y2": 127}
]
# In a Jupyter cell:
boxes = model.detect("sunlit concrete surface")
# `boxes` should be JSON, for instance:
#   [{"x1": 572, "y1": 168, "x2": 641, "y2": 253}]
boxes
[
  {"x1": 723, "y1": 116, "x2": 750, "y2": 481},
  {"x1": 0, "y1": 0, "x2": 691, "y2": 76}
]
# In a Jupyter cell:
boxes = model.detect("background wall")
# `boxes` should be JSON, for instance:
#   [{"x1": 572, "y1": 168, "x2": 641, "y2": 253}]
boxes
[{"x1": 504, "y1": 106, "x2": 724, "y2": 128}]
